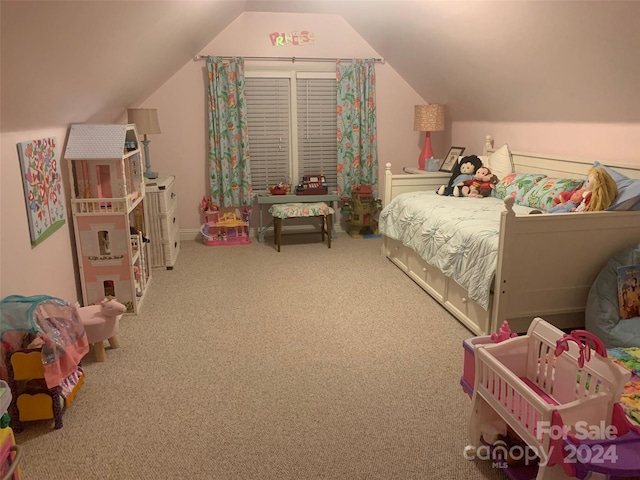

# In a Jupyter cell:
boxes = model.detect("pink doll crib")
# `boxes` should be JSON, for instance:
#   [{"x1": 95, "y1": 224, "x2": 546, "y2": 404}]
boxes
[{"x1": 467, "y1": 317, "x2": 640, "y2": 480}]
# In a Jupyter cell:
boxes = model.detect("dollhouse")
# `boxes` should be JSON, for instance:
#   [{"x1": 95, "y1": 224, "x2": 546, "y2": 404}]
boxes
[
  {"x1": 64, "y1": 124, "x2": 151, "y2": 313},
  {"x1": 201, "y1": 204, "x2": 251, "y2": 246}
]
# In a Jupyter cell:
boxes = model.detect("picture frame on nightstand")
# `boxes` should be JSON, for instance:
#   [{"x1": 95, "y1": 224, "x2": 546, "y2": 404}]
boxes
[{"x1": 440, "y1": 146, "x2": 466, "y2": 172}]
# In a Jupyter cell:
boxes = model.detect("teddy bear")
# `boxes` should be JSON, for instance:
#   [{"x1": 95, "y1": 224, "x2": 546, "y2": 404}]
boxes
[
  {"x1": 456, "y1": 166, "x2": 499, "y2": 198},
  {"x1": 547, "y1": 187, "x2": 586, "y2": 213},
  {"x1": 436, "y1": 155, "x2": 483, "y2": 196}
]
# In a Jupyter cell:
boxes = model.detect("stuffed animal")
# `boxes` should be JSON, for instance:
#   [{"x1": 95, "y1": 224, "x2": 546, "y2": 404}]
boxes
[
  {"x1": 548, "y1": 188, "x2": 586, "y2": 213},
  {"x1": 436, "y1": 155, "x2": 483, "y2": 196},
  {"x1": 574, "y1": 167, "x2": 618, "y2": 212},
  {"x1": 76, "y1": 298, "x2": 127, "y2": 319},
  {"x1": 456, "y1": 166, "x2": 499, "y2": 198}
]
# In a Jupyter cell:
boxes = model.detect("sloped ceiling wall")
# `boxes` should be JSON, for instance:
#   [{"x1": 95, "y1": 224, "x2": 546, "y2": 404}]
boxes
[
  {"x1": 0, "y1": 0, "x2": 246, "y2": 133},
  {"x1": 1, "y1": 0, "x2": 639, "y2": 134}
]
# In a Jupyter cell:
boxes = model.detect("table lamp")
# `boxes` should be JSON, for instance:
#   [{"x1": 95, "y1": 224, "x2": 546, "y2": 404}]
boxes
[
  {"x1": 127, "y1": 108, "x2": 161, "y2": 179},
  {"x1": 414, "y1": 104, "x2": 445, "y2": 170}
]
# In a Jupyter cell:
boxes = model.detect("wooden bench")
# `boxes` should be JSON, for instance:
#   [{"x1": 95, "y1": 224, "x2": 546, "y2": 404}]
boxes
[{"x1": 268, "y1": 202, "x2": 334, "y2": 252}]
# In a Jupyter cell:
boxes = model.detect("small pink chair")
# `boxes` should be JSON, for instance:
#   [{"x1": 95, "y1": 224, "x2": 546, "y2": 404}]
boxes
[{"x1": 76, "y1": 299, "x2": 126, "y2": 362}]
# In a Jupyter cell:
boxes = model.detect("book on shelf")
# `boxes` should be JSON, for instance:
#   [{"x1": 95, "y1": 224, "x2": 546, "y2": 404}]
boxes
[{"x1": 617, "y1": 264, "x2": 640, "y2": 320}]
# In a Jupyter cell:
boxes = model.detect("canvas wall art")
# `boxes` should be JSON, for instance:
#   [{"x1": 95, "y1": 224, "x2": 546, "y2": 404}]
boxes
[{"x1": 17, "y1": 137, "x2": 67, "y2": 245}]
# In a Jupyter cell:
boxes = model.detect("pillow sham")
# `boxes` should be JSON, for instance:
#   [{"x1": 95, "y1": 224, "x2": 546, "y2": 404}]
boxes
[
  {"x1": 592, "y1": 161, "x2": 640, "y2": 211},
  {"x1": 492, "y1": 173, "x2": 547, "y2": 202},
  {"x1": 520, "y1": 177, "x2": 585, "y2": 211},
  {"x1": 485, "y1": 144, "x2": 514, "y2": 181}
]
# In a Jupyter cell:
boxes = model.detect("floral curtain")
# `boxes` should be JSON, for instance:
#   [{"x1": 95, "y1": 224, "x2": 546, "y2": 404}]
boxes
[
  {"x1": 206, "y1": 57, "x2": 252, "y2": 207},
  {"x1": 336, "y1": 59, "x2": 378, "y2": 198}
]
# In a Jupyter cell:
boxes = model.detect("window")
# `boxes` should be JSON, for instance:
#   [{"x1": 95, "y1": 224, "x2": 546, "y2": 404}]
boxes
[{"x1": 245, "y1": 69, "x2": 336, "y2": 193}]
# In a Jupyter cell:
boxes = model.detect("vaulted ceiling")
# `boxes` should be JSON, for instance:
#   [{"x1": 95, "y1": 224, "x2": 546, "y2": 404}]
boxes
[{"x1": 2, "y1": 0, "x2": 638, "y2": 134}]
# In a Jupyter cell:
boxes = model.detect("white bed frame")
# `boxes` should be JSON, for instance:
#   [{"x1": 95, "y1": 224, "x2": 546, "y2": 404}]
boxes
[{"x1": 382, "y1": 135, "x2": 640, "y2": 336}]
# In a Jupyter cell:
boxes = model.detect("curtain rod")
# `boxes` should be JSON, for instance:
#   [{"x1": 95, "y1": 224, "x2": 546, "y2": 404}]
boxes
[{"x1": 193, "y1": 55, "x2": 385, "y2": 64}]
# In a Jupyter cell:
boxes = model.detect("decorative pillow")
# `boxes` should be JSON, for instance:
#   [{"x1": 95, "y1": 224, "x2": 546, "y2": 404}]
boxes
[
  {"x1": 520, "y1": 178, "x2": 585, "y2": 211},
  {"x1": 593, "y1": 161, "x2": 640, "y2": 211},
  {"x1": 485, "y1": 144, "x2": 515, "y2": 182},
  {"x1": 492, "y1": 173, "x2": 547, "y2": 202}
]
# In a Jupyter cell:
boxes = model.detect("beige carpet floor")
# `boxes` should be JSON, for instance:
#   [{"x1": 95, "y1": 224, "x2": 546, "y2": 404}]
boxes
[{"x1": 13, "y1": 234, "x2": 506, "y2": 479}]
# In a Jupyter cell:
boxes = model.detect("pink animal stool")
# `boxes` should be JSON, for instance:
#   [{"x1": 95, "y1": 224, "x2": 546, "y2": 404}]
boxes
[{"x1": 76, "y1": 298, "x2": 126, "y2": 362}]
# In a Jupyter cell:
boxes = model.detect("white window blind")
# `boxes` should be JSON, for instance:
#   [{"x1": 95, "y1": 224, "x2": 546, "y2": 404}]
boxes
[
  {"x1": 245, "y1": 77, "x2": 291, "y2": 192},
  {"x1": 245, "y1": 70, "x2": 337, "y2": 193},
  {"x1": 297, "y1": 78, "x2": 337, "y2": 190}
]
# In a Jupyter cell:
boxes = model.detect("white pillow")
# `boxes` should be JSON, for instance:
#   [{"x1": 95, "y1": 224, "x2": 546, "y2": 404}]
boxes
[{"x1": 485, "y1": 144, "x2": 514, "y2": 181}]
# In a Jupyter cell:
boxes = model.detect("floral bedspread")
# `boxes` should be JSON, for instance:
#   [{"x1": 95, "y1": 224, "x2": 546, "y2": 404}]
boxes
[{"x1": 379, "y1": 191, "x2": 534, "y2": 309}]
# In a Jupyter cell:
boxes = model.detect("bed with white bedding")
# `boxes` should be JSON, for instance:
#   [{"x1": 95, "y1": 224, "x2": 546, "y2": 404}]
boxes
[{"x1": 380, "y1": 135, "x2": 640, "y2": 336}]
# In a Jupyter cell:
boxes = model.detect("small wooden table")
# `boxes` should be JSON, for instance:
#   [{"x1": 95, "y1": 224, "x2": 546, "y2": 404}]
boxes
[{"x1": 255, "y1": 192, "x2": 339, "y2": 243}]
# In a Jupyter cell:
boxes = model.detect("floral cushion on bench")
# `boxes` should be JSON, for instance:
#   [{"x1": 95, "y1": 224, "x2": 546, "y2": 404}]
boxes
[{"x1": 268, "y1": 202, "x2": 335, "y2": 219}]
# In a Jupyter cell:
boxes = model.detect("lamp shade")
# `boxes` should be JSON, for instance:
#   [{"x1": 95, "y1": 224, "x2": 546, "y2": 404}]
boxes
[
  {"x1": 127, "y1": 108, "x2": 161, "y2": 135},
  {"x1": 413, "y1": 104, "x2": 445, "y2": 132}
]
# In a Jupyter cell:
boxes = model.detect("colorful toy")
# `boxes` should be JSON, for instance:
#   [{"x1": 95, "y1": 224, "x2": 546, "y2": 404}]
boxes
[
  {"x1": 0, "y1": 295, "x2": 89, "y2": 431},
  {"x1": 346, "y1": 185, "x2": 381, "y2": 237},
  {"x1": 575, "y1": 167, "x2": 619, "y2": 212},
  {"x1": 490, "y1": 320, "x2": 518, "y2": 342},
  {"x1": 466, "y1": 318, "x2": 640, "y2": 479},
  {"x1": 457, "y1": 166, "x2": 499, "y2": 198},
  {"x1": 436, "y1": 155, "x2": 483, "y2": 196},
  {"x1": 200, "y1": 206, "x2": 251, "y2": 246},
  {"x1": 547, "y1": 187, "x2": 586, "y2": 213}
]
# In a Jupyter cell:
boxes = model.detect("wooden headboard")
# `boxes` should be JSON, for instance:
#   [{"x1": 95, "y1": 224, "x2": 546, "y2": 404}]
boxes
[
  {"x1": 483, "y1": 135, "x2": 640, "y2": 180},
  {"x1": 383, "y1": 134, "x2": 640, "y2": 207}
]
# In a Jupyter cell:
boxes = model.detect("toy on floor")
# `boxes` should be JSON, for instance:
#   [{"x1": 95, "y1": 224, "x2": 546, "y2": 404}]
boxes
[
  {"x1": 0, "y1": 295, "x2": 88, "y2": 431},
  {"x1": 200, "y1": 205, "x2": 251, "y2": 246},
  {"x1": 464, "y1": 319, "x2": 640, "y2": 479},
  {"x1": 76, "y1": 298, "x2": 126, "y2": 362},
  {"x1": 346, "y1": 185, "x2": 381, "y2": 237}
]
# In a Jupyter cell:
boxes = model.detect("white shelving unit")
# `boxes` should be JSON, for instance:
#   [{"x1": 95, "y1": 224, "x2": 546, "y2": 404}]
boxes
[
  {"x1": 145, "y1": 176, "x2": 180, "y2": 269},
  {"x1": 64, "y1": 124, "x2": 151, "y2": 314}
]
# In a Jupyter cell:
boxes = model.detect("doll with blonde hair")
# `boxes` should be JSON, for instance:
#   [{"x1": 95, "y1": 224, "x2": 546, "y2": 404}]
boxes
[{"x1": 575, "y1": 167, "x2": 618, "y2": 212}]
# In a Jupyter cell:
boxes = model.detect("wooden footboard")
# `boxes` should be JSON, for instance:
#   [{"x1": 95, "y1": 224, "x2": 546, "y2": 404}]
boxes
[
  {"x1": 381, "y1": 136, "x2": 640, "y2": 335},
  {"x1": 494, "y1": 205, "x2": 640, "y2": 334}
]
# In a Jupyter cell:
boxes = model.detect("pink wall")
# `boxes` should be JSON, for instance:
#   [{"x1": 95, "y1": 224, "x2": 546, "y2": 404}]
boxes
[
  {"x1": 3, "y1": 11, "x2": 638, "y2": 301},
  {"x1": 454, "y1": 122, "x2": 640, "y2": 166},
  {"x1": 141, "y1": 12, "x2": 429, "y2": 232},
  {"x1": 0, "y1": 128, "x2": 80, "y2": 301}
]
